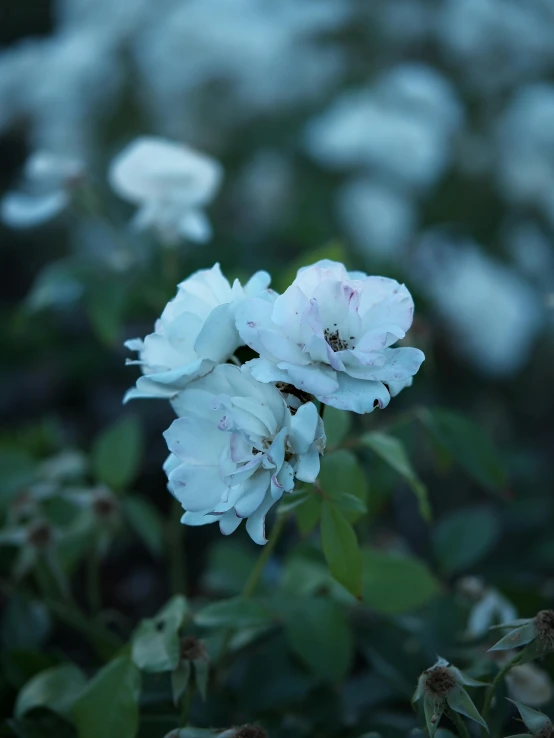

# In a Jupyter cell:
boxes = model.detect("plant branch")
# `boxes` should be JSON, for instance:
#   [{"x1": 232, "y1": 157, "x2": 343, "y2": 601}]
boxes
[
  {"x1": 242, "y1": 512, "x2": 287, "y2": 599},
  {"x1": 168, "y1": 498, "x2": 188, "y2": 596},
  {"x1": 481, "y1": 653, "x2": 523, "y2": 735}
]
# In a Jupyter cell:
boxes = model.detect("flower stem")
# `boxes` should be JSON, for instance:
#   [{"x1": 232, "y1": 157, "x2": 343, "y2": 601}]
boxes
[
  {"x1": 86, "y1": 545, "x2": 102, "y2": 615},
  {"x1": 179, "y1": 685, "x2": 194, "y2": 727},
  {"x1": 168, "y1": 498, "x2": 187, "y2": 595},
  {"x1": 481, "y1": 654, "x2": 523, "y2": 735},
  {"x1": 446, "y1": 708, "x2": 471, "y2": 738},
  {"x1": 242, "y1": 512, "x2": 287, "y2": 599}
]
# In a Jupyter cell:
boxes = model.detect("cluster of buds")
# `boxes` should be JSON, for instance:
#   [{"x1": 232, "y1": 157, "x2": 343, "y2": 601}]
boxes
[{"x1": 413, "y1": 658, "x2": 488, "y2": 737}]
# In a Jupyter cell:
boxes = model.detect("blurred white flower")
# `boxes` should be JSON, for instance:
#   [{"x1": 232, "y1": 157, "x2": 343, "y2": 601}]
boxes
[
  {"x1": 164, "y1": 364, "x2": 325, "y2": 544},
  {"x1": 124, "y1": 264, "x2": 273, "y2": 401},
  {"x1": 496, "y1": 85, "x2": 554, "y2": 228},
  {"x1": 437, "y1": 0, "x2": 554, "y2": 92},
  {"x1": 457, "y1": 576, "x2": 518, "y2": 639},
  {"x1": 336, "y1": 178, "x2": 417, "y2": 260},
  {"x1": 109, "y1": 137, "x2": 223, "y2": 244},
  {"x1": 236, "y1": 259, "x2": 424, "y2": 414},
  {"x1": 304, "y1": 63, "x2": 463, "y2": 189},
  {"x1": 413, "y1": 233, "x2": 544, "y2": 377},
  {"x1": 1, "y1": 150, "x2": 84, "y2": 229},
  {"x1": 506, "y1": 663, "x2": 553, "y2": 707}
]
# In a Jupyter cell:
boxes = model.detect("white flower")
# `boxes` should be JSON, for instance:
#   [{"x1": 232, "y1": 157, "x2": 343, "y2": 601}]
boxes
[
  {"x1": 163, "y1": 364, "x2": 325, "y2": 544},
  {"x1": 1, "y1": 150, "x2": 83, "y2": 229},
  {"x1": 109, "y1": 136, "x2": 222, "y2": 244},
  {"x1": 236, "y1": 259, "x2": 424, "y2": 414},
  {"x1": 124, "y1": 264, "x2": 273, "y2": 402},
  {"x1": 506, "y1": 663, "x2": 553, "y2": 707}
]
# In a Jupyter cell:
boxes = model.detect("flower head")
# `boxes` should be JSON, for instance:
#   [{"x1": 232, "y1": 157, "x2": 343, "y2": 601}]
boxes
[
  {"x1": 1, "y1": 150, "x2": 83, "y2": 229},
  {"x1": 236, "y1": 259, "x2": 424, "y2": 414},
  {"x1": 413, "y1": 657, "x2": 488, "y2": 737},
  {"x1": 489, "y1": 610, "x2": 554, "y2": 660},
  {"x1": 109, "y1": 136, "x2": 222, "y2": 244},
  {"x1": 124, "y1": 264, "x2": 273, "y2": 401},
  {"x1": 163, "y1": 364, "x2": 325, "y2": 544}
]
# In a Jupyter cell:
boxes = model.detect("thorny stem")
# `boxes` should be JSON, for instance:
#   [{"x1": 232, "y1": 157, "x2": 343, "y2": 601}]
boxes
[
  {"x1": 169, "y1": 498, "x2": 188, "y2": 596},
  {"x1": 447, "y1": 708, "x2": 471, "y2": 738},
  {"x1": 481, "y1": 653, "x2": 524, "y2": 736}
]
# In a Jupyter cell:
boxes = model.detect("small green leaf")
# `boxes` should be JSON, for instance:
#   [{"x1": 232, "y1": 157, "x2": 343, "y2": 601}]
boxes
[
  {"x1": 73, "y1": 656, "x2": 141, "y2": 738},
  {"x1": 171, "y1": 661, "x2": 191, "y2": 706},
  {"x1": 433, "y1": 506, "x2": 500, "y2": 576},
  {"x1": 418, "y1": 408, "x2": 506, "y2": 491},
  {"x1": 362, "y1": 549, "x2": 440, "y2": 614},
  {"x1": 131, "y1": 596, "x2": 189, "y2": 672},
  {"x1": 320, "y1": 501, "x2": 363, "y2": 598},
  {"x1": 193, "y1": 655, "x2": 210, "y2": 701},
  {"x1": 362, "y1": 432, "x2": 431, "y2": 521},
  {"x1": 324, "y1": 406, "x2": 351, "y2": 448},
  {"x1": 85, "y1": 280, "x2": 127, "y2": 346},
  {"x1": 508, "y1": 700, "x2": 552, "y2": 734},
  {"x1": 15, "y1": 664, "x2": 86, "y2": 718},
  {"x1": 424, "y1": 692, "x2": 444, "y2": 737},
  {"x1": 488, "y1": 622, "x2": 537, "y2": 652},
  {"x1": 122, "y1": 497, "x2": 164, "y2": 557},
  {"x1": 92, "y1": 416, "x2": 143, "y2": 490},
  {"x1": 284, "y1": 596, "x2": 353, "y2": 683},
  {"x1": 195, "y1": 597, "x2": 272, "y2": 630},
  {"x1": 294, "y1": 494, "x2": 321, "y2": 536},
  {"x1": 319, "y1": 450, "x2": 368, "y2": 523},
  {"x1": 447, "y1": 685, "x2": 488, "y2": 730}
]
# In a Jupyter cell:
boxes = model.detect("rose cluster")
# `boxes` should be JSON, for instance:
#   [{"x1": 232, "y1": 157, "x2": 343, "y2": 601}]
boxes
[{"x1": 125, "y1": 260, "x2": 424, "y2": 543}]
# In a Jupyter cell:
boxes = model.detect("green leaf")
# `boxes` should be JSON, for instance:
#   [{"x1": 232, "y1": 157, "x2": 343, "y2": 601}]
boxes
[
  {"x1": 195, "y1": 596, "x2": 272, "y2": 630},
  {"x1": 15, "y1": 664, "x2": 86, "y2": 718},
  {"x1": 171, "y1": 661, "x2": 191, "y2": 706},
  {"x1": 85, "y1": 280, "x2": 127, "y2": 346},
  {"x1": 424, "y1": 692, "x2": 445, "y2": 737},
  {"x1": 320, "y1": 501, "x2": 363, "y2": 598},
  {"x1": 324, "y1": 406, "x2": 351, "y2": 448},
  {"x1": 418, "y1": 408, "x2": 506, "y2": 491},
  {"x1": 488, "y1": 622, "x2": 537, "y2": 652},
  {"x1": 508, "y1": 700, "x2": 552, "y2": 734},
  {"x1": 1, "y1": 596, "x2": 51, "y2": 650},
  {"x1": 73, "y1": 656, "x2": 141, "y2": 738},
  {"x1": 362, "y1": 549, "x2": 441, "y2": 614},
  {"x1": 202, "y1": 541, "x2": 257, "y2": 595},
  {"x1": 433, "y1": 506, "x2": 500, "y2": 575},
  {"x1": 122, "y1": 497, "x2": 164, "y2": 557},
  {"x1": 284, "y1": 597, "x2": 353, "y2": 683},
  {"x1": 447, "y1": 685, "x2": 488, "y2": 730},
  {"x1": 92, "y1": 416, "x2": 143, "y2": 490},
  {"x1": 131, "y1": 596, "x2": 189, "y2": 672},
  {"x1": 0, "y1": 449, "x2": 37, "y2": 511},
  {"x1": 319, "y1": 450, "x2": 368, "y2": 523},
  {"x1": 362, "y1": 432, "x2": 431, "y2": 521},
  {"x1": 294, "y1": 494, "x2": 321, "y2": 536},
  {"x1": 192, "y1": 656, "x2": 210, "y2": 701}
]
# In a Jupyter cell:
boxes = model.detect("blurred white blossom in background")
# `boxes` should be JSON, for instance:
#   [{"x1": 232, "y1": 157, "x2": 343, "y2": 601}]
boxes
[
  {"x1": 413, "y1": 234, "x2": 544, "y2": 377},
  {"x1": 109, "y1": 137, "x2": 223, "y2": 244},
  {"x1": 1, "y1": 150, "x2": 84, "y2": 228}
]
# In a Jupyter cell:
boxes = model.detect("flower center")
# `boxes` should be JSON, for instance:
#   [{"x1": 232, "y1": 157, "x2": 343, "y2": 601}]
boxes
[
  {"x1": 324, "y1": 325, "x2": 354, "y2": 352},
  {"x1": 424, "y1": 667, "x2": 456, "y2": 698}
]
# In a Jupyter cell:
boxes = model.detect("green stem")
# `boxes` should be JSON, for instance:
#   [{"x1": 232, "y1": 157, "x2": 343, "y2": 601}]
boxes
[
  {"x1": 168, "y1": 499, "x2": 187, "y2": 596},
  {"x1": 87, "y1": 545, "x2": 102, "y2": 615},
  {"x1": 162, "y1": 246, "x2": 180, "y2": 288},
  {"x1": 179, "y1": 686, "x2": 194, "y2": 727},
  {"x1": 447, "y1": 708, "x2": 471, "y2": 738},
  {"x1": 481, "y1": 654, "x2": 523, "y2": 735},
  {"x1": 242, "y1": 512, "x2": 287, "y2": 598}
]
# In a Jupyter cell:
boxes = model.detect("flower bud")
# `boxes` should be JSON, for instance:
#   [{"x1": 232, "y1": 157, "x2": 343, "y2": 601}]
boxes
[
  {"x1": 535, "y1": 610, "x2": 554, "y2": 652},
  {"x1": 179, "y1": 635, "x2": 207, "y2": 663}
]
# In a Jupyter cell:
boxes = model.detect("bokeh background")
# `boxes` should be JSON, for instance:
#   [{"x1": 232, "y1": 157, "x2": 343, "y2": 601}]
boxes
[{"x1": 1, "y1": 1, "x2": 554, "y2": 734}]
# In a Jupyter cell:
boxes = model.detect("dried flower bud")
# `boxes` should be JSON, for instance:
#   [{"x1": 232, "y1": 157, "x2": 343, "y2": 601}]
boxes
[
  {"x1": 26, "y1": 520, "x2": 52, "y2": 549},
  {"x1": 234, "y1": 726, "x2": 268, "y2": 738},
  {"x1": 179, "y1": 635, "x2": 207, "y2": 662},
  {"x1": 423, "y1": 666, "x2": 457, "y2": 698},
  {"x1": 535, "y1": 610, "x2": 554, "y2": 652}
]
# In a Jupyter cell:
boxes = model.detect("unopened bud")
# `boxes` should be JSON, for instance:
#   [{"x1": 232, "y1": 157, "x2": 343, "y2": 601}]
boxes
[{"x1": 423, "y1": 666, "x2": 457, "y2": 699}]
